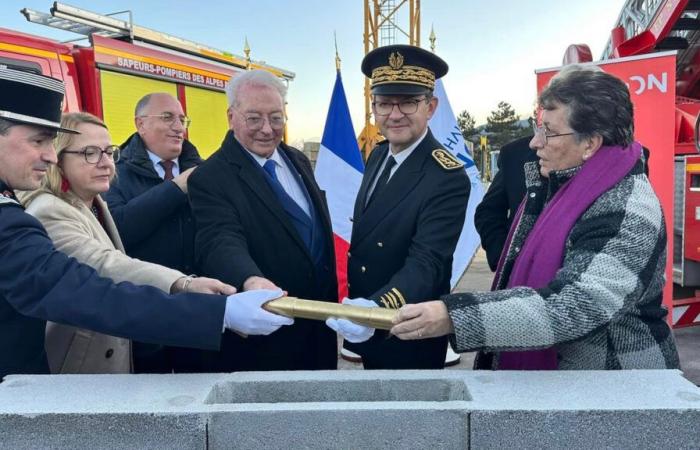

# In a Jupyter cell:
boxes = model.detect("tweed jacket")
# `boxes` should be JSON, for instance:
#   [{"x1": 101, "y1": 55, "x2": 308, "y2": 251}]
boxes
[
  {"x1": 25, "y1": 192, "x2": 183, "y2": 373},
  {"x1": 445, "y1": 160, "x2": 680, "y2": 370}
]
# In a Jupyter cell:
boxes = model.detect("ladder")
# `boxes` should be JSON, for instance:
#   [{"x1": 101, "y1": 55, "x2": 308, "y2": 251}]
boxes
[{"x1": 21, "y1": 2, "x2": 295, "y2": 80}]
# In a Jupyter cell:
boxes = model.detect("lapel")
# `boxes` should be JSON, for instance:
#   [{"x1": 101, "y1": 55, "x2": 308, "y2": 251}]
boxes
[
  {"x1": 351, "y1": 131, "x2": 434, "y2": 245},
  {"x1": 284, "y1": 146, "x2": 333, "y2": 237},
  {"x1": 220, "y1": 131, "x2": 313, "y2": 261},
  {"x1": 353, "y1": 143, "x2": 387, "y2": 220}
]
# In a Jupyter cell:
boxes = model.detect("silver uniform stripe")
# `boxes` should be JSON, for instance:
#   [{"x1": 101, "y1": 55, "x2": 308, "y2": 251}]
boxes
[
  {"x1": 0, "y1": 110, "x2": 61, "y2": 128},
  {"x1": 0, "y1": 68, "x2": 65, "y2": 94}
]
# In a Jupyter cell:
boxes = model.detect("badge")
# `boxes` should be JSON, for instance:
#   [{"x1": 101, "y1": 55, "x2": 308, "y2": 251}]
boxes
[{"x1": 432, "y1": 149, "x2": 463, "y2": 170}]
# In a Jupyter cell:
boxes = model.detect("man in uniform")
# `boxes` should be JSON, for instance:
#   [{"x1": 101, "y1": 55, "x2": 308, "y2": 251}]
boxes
[
  {"x1": 336, "y1": 45, "x2": 470, "y2": 369},
  {"x1": 0, "y1": 67, "x2": 291, "y2": 379}
]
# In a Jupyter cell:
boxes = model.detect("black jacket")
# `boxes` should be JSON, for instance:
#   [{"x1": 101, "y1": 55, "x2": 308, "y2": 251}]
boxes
[
  {"x1": 474, "y1": 136, "x2": 537, "y2": 271},
  {"x1": 105, "y1": 133, "x2": 201, "y2": 274},
  {"x1": 188, "y1": 131, "x2": 337, "y2": 371},
  {"x1": 346, "y1": 130, "x2": 470, "y2": 369}
]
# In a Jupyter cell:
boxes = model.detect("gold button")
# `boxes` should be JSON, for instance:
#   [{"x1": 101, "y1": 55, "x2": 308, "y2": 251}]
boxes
[
  {"x1": 377, "y1": 242, "x2": 383, "y2": 247},
  {"x1": 361, "y1": 266, "x2": 366, "y2": 273}
]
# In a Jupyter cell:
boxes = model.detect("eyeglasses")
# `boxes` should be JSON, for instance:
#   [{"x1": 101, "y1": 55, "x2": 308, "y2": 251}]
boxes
[
  {"x1": 138, "y1": 112, "x2": 192, "y2": 129},
  {"x1": 235, "y1": 110, "x2": 286, "y2": 131},
  {"x1": 61, "y1": 145, "x2": 120, "y2": 164},
  {"x1": 532, "y1": 123, "x2": 576, "y2": 145},
  {"x1": 372, "y1": 97, "x2": 429, "y2": 116}
]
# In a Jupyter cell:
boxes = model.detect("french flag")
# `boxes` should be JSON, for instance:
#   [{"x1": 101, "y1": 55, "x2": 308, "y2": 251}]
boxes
[{"x1": 314, "y1": 71, "x2": 364, "y2": 300}]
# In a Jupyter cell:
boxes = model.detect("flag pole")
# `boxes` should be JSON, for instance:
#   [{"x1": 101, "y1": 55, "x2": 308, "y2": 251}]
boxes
[{"x1": 334, "y1": 31, "x2": 341, "y2": 73}]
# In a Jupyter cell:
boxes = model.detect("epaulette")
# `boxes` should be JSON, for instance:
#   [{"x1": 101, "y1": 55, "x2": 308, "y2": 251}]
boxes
[
  {"x1": 431, "y1": 149, "x2": 463, "y2": 170},
  {"x1": 378, "y1": 288, "x2": 407, "y2": 309}
]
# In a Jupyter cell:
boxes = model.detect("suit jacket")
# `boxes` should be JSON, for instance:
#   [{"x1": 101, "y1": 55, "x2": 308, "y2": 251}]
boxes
[
  {"x1": 25, "y1": 192, "x2": 184, "y2": 374},
  {"x1": 0, "y1": 181, "x2": 226, "y2": 380},
  {"x1": 474, "y1": 136, "x2": 537, "y2": 271},
  {"x1": 188, "y1": 131, "x2": 337, "y2": 371},
  {"x1": 346, "y1": 130, "x2": 470, "y2": 369}
]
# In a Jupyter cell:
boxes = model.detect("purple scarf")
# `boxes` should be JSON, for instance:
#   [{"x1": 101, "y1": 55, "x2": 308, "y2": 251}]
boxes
[{"x1": 495, "y1": 142, "x2": 642, "y2": 370}]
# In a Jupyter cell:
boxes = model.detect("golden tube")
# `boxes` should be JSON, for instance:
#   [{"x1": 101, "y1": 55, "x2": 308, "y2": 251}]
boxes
[{"x1": 263, "y1": 297, "x2": 397, "y2": 330}]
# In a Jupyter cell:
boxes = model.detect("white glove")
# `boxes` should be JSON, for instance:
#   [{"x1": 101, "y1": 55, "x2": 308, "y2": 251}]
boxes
[
  {"x1": 325, "y1": 297, "x2": 377, "y2": 343},
  {"x1": 224, "y1": 288, "x2": 293, "y2": 335}
]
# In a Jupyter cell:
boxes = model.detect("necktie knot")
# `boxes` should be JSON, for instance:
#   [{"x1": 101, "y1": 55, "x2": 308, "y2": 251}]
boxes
[
  {"x1": 159, "y1": 160, "x2": 175, "y2": 181},
  {"x1": 263, "y1": 159, "x2": 278, "y2": 181}
]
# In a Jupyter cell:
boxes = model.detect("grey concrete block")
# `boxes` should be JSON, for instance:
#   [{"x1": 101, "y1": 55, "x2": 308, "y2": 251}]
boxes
[
  {"x1": 208, "y1": 407, "x2": 469, "y2": 450},
  {"x1": 0, "y1": 413, "x2": 207, "y2": 450},
  {"x1": 470, "y1": 409, "x2": 700, "y2": 450}
]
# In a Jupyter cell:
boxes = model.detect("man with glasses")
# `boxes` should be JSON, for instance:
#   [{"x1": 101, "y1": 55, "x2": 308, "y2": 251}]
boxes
[
  {"x1": 330, "y1": 45, "x2": 470, "y2": 369},
  {"x1": 188, "y1": 70, "x2": 338, "y2": 371},
  {"x1": 105, "y1": 92, "x2": 205, "y2": 373}
]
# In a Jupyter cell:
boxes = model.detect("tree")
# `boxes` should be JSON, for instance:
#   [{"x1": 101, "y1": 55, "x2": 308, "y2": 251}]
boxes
[
  {"x1": 457, "y1": 110, "x2": 476, "y2": 141},
  {"x1": 485, "y1": 101, "x2": 524, "y2": 148}
]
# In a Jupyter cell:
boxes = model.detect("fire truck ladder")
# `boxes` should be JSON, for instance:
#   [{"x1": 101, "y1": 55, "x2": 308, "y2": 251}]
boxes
[{"x1": 21, "y1": 1, "x2": 294, "y2": 80}]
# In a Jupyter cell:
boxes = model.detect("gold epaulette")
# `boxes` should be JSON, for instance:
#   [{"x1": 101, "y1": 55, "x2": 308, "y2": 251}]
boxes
[{"x1": 432, "y1": 149, "x2": 463, "y2": 170}]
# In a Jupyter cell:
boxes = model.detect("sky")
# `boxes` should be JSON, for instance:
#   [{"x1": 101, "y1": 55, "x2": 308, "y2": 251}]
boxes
[{"x1": 3, "y1": 1, "x2": 627, "y2": 145}]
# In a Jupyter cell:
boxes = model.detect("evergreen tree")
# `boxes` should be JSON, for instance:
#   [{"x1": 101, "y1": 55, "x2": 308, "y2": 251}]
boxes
[
  {"x1": 457, "y1": 110, "x2": 476, "y2": 141},
  {"x1": 485, "y1": 101, "x2": 523, "y2": 148}
]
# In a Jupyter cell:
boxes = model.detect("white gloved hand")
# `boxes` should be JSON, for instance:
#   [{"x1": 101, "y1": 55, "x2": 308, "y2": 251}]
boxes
[
  {"x1": 325, "y1": 297, "x2": 377, "y2": 343},
  {"x1": 224, "y1": 288, "x2": 293, "y2": 335}
]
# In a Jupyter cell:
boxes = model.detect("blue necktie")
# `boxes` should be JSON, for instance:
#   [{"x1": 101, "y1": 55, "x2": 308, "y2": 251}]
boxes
[{"x1": 263, "y1": 159, "x2": 278, "y2": 182}]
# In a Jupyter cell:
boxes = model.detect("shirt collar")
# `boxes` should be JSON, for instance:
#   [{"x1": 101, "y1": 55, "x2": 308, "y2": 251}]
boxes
[
  {"x1": 146, "y1": 149, "x2": 179, "y2": 170},
  {"x1": 388, "y1": 128, "x2": 428, "y2": 165},
  {"x1": 243, "y1": 145, "x2": 281, "y2": 168}
]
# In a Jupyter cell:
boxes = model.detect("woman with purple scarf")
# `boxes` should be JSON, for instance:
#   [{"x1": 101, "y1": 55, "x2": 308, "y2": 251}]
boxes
[{"x1": 389, "y1": 67, "x2": 680, "y2": 370}]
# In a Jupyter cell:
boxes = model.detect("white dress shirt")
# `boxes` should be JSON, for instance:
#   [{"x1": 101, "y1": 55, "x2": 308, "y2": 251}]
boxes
[
  {"x1": 147, "y1": 150, "x2": 181, "y2": 180},
  {"x1": 246, "y1": 148, "x2": 311, "y2": 217}
]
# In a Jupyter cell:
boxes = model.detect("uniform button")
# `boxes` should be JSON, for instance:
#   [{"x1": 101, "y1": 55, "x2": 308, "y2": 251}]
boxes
[
  {"x1": 529, "y1": 192, "x2": 536, "y2": 198},
  {"x1": 347, "y1": 252, "x2": 351, "y2": 258},
  {"x1": 361, "y1": 266, "x2": 366, "y2": 273},
  {"x1": 514, "y1": 246, "x2": 520, "y2": 253},
  {"x1": 377, "y1": 242, "x2": 383, "y2": 247},
  {"x1": 105, "y1": 349, "x2": 114, "y2": 358}
]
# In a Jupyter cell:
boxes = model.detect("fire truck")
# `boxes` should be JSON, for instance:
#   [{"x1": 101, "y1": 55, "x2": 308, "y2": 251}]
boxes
[
  {"x1": 564, "y1": 0, "x2": 700, "y2": 328},
  {"x1": 0, "y1": 2, "x2": 294, "y2": 158}
]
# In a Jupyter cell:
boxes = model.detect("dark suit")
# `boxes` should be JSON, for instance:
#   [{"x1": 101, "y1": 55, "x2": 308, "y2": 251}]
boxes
[
  {"x1": 474, "y1": 136, "x2": 537, "y2": 271},
  {"x1": 188, "y1": 131, "x2": 337, "y2": 371},
  {"x1": 345, "y1": 130, "x2": 469, "y2": 369},
  {"x1": 0, "y1": 182, "x2": 225, "y2": 380}
]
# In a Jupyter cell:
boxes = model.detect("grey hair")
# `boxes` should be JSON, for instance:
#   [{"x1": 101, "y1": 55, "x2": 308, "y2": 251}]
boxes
[
  {"x1": 225, "y1": 70, "x2": 287, "y2": 108},
  {"x1": 0, "y1": 118, "x2": 15, "y2": 135},
  {"x1": 539, "y1": 67, "x2": 634, "y2": 147}
]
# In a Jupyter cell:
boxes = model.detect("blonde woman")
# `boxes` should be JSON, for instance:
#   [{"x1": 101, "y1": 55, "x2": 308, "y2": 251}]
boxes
[{"x1": 22, "y1": 112, "x2": 234, "y2": 374}]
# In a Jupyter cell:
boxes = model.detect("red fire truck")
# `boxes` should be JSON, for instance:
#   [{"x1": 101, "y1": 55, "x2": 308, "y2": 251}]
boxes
[
  {"x1": 565, "y1": 0, "x2": 700, "y2": 328},
  {"x1": 0, "y1": 2, "x2": 294, "y2": 158}
]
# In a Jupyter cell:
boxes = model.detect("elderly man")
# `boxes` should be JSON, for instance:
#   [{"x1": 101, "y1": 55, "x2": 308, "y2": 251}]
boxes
[
  {"x1": 188, "y1": 70, "x2": 337, "y2": 371},
  {"x1": 330, "y1": 45, "x2": 470, "y2": 370},
  {"x1": 0, "y1": 67, "x2": 291, "y2": 379},
  {"x1": 105, "y1": 92, "x2": 204, "y2": 373},
  {"x1": 390, "y1": 67, "x2": 680, "y2": 370}
]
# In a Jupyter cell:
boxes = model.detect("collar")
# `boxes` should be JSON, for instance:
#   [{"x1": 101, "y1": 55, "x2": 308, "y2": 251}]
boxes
[
  {"x1": 0, "y1": 180, "x2": 20, "y2": 206},
  {"x1": 146, "y1": 149, "x2": 180, "y2": 171},
  {"x1": 241, "y1": 143, "x2": 281, "y2": 168}
]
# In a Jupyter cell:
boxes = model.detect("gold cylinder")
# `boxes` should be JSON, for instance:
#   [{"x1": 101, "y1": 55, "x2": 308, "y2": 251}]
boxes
[{"x1": 263, "y1": 297, "x2": 397, "y2": 330}]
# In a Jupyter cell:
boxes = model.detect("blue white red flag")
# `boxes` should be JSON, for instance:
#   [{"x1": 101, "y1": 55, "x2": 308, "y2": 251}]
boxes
[
  {"x1": 429, "y1": 79, "x2": 485, "y2": 287},
  {"x1": 314, "y1": 71, "x2": 364, "y2": 300}
]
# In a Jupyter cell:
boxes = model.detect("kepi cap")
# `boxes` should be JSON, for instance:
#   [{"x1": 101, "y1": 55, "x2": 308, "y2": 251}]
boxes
[
  {"x1": 361, "y1": 44, "x2": 448, "y2": 95},
  {"x1": 0, "y1": 66, "x2": 78, "y2": 133}
]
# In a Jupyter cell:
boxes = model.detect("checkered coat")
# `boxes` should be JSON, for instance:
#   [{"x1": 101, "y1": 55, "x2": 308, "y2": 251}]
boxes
[{"x1": 445, "y1": 160, "x2": 680, "y2": 370}]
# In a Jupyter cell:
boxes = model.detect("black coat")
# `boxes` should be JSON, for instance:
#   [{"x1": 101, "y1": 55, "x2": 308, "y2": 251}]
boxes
[
  {"x1": 345, "y1": 130, "x2": 470, "y2": 369},
  {"x1": 105, "y1": 133, "x2": 201, "y2": 274},
  {"x1": 474, "y1": 136, "x2": 537, "y2": 271},
  {"x1": 0, "y1": 183, "x2": 225, "y2": 380},
  {"x1": 188, "y1": 131, "x2": 338, "y2": 371}
]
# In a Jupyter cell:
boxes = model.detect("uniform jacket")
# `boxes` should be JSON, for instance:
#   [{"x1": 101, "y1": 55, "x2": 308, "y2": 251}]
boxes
[
  {"x1": 188, "y1": 131, "x2": 337, "y2": 371},
  {"x1": 0, "y1": 181, "x2": 226, "y2": 380},
  {"x1": 105, "y1": 133, "x2": 201, "y2": 274},
  {"x1": 346, "y1": 130, "x2": 470, "y2": 368},
  {"x1": 445, "y1": 160, "x2": 680, "y2": 370},
  {"x1": 25, "y1": 191, "x2": 183, "y2": 373},
  {"x1": 474, "y1": 136, "x2": 537, "y2": 271}
]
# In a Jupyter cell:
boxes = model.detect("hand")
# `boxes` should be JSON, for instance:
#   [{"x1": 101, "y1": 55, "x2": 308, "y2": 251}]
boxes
[
  {"x1": 172, "y1": 167, "x2": 196, "y2": 193},
  {"x1": 325, "y1": 297, "x2": 377, "y2": 343},
  {"x1": 243, "y1": 275, "x2": 278, "y2": 291},
  {"x1": 389, "y1": 301, "x2": 453, "y2": 340},
  {"x1": 186, "y1": 277, "x2": 236, "y2": 295},
  {"x1": 223, "y1": 288, "x2": 293, "y2": 335}
]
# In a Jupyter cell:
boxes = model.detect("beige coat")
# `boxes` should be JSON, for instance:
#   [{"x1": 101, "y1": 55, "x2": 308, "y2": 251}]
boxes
[{"x1": 25, "y1": 192, "x2": 184, "y2": 374}]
